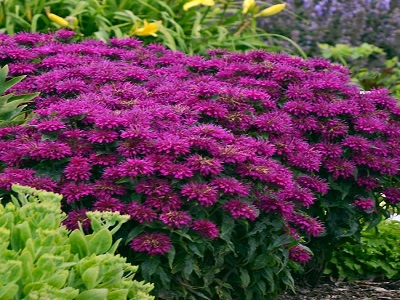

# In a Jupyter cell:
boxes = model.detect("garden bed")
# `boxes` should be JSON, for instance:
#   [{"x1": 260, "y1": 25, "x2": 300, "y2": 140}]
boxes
[{"x1": 278, "y1": 279, "x2": 400, "y2": 300}]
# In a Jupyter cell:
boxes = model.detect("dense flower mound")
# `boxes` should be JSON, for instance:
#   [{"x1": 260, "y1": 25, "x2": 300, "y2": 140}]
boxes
[{"x1": 1, "y1": 31, "x2": 400, "y2": 261}]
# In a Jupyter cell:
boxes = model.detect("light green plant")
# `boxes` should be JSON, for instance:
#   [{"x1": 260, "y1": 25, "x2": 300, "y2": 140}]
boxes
[
  {"x1": 0, "y1": 0, "x2": 305, "y2": 56},
  {"x1": 324, "y1": 220, "x2": 400, "y2": 281},
  {"x1": 0, "y1": 184, "x2": 154, "y2": 300},
  {"x1": 318, "y1": 43, "x2": 400, "y2": 100},
  {"x1": 0, "y1": 65, "x2": 38, "y2": 127}
]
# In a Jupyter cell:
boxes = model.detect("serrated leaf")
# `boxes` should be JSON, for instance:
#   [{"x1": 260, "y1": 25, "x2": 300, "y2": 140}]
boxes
[{"x1": 141, "y1": 258, "x2": 160, "y2": 280}]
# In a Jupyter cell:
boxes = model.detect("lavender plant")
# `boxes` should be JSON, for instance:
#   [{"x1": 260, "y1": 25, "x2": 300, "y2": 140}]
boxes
[
  {"x1": 1, "y1": 31, "x2": 400, "y2": 297},
  {"x1": 259, "y1": 0, "x2": 400, "y2": 58}
]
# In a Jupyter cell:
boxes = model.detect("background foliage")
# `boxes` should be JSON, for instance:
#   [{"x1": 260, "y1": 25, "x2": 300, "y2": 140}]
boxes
[
  {"x1": 260, "y1": 0, "x2": 400, "y2": 58},
  {"x1": 0, "y1": 0, "x2": 303, "y2": 55},
  {"x1": 324, "y1": 220, "x2": 400, "y2": 281}
]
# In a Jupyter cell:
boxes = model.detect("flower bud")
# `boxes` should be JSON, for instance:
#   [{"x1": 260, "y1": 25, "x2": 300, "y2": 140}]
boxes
[
  {"x1": 47, "y1": 13, "x2": 70, "y2": 27},
  {"x1": 242, "y1": 0, "x2": 256, "y2": 14},
  {"x1": 255, "y1": 3, "x2": 286, "y2": 18}
]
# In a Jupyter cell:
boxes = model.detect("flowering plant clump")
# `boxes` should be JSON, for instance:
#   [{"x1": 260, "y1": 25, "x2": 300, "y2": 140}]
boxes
[{"x1": 1, "y1": 31, "x2": 400, "y2": 297}]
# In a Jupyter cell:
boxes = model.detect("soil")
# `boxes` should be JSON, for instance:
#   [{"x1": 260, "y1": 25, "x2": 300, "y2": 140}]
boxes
[{"x1": 278, "y1": 279, "x2": 400, "y2": 300}]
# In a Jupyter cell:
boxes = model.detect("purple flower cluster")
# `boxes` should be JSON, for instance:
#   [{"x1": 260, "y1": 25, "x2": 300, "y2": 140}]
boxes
[{"x1": 1, "y1": 31, "x2": 400, "y2": 259}]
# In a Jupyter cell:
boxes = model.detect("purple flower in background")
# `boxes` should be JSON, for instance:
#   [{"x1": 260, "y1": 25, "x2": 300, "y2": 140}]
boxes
[
  {"x1": 191, "y1": 219, "x2": 220, "y2": 239},
  {"x1": 130, "y1": 233, "x2": 172, "y2": 255},
  {"x1": 181, "y1": 182, "x2": 218, "y2": 207},
  {"x1": 126, "y1": 202, "x2": 157, "y2": 223},
  {"x1": 64, "y1": 157, "x2": 92, "y2": 181},
  {"x1": 223, "y1": 199, "x2": 259, "y2": 221},
  {"x1": 63, "y1": 208, "x2": 91, "y2": 231},
  {"x1": 159, "y1": 211, "x2": 191, "y2": 228},
  {"x1": 353, "y1": 198, "x2": 375, "y2": 211},
  {"x1": 289, "y1": 245, "x2": 312, "y2": 263}
]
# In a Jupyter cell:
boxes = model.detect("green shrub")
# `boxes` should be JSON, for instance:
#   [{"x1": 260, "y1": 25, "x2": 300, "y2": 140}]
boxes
[
  {"x1": 324, "y1": 220, "x2": 400, "y2": 281},
  {"x1": 0, "y1": 184, "x2": 154, "y2": 300}
]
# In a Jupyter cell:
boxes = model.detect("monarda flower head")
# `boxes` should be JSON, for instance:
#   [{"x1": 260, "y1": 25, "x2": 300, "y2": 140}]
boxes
[{"x1": 130, "y1": 233, "x2": 171, "y2": 255}]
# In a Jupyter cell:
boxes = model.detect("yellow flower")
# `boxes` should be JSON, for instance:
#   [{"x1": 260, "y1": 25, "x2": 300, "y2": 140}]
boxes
[
  {"x1": 255, "y1": 3, "x2": 286, "y2": 17},
  {"x1": 133, "y1": 20, "x2": 161, "y2": 37},
  {"x1": 183, "y1": 0, "x2": 215, "y2": 11},
  {"x1": 45, "y1": 7, "x2": 78, "y2": 29},
  {"x1": 242, "y1": 0, "x2": 256, "y2": 14},
  {"x1": 47, "y1": 13, "x2": 70, "y2": 27}
]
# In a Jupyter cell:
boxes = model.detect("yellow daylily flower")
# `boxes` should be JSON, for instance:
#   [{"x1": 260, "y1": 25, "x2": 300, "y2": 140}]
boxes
[
  {"x1": 255, "y1": 3, "x2": 286, "y2": 18},
  {"x1": 242, "y1": 0, "x2": 256, "y2": 14},
  {"x1": 133, "y1": 20, "x2": 162, "y2": 37},
  {"x1": 183, "y1": 0, "x2": 215, "y2": 11}
]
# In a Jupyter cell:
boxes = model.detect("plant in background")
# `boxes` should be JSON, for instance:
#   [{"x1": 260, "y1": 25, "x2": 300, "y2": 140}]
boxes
[
  {"x1": 324, "y1": 220, "x2": 400, "y2": 281},
  {"x1": 259, "y1": 0, "x2": 400, "y2": 59},
  {"x1": 0, "y1": 0, "x2": 303, "y2": 56},
  {"x1": 1, "y1": 31, "x2": 400, "y2": 297},
  {"x1": 0, "y1": 65, "x2": 38, "y2": 127},
  {"x1": 0, "y1": 184, "x2": 154, "y2": 299},
  {"x1": 318, "y1": 43, "x2": 400, "y2": 100}
]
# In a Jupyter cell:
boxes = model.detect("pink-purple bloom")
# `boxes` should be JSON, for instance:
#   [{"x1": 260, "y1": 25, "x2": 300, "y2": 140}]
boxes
[
  {"x1": 223, "y1": 199, "x2": 259, "y2": 221},
  {"x1": 130, "y1": 233, "x2": 171, "y2": 255},
  {"x1": 191, "y1": 219, "x2": 220, "y2": 239}
]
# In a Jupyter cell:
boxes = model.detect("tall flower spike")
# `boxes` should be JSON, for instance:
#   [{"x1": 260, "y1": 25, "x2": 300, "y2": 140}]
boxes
[
  {"x1": 255, "y1": 3, "x2": 286, "y2": 18},
  {"x1": 183, "y1": 0, "x2": 216, "y2": 11}
]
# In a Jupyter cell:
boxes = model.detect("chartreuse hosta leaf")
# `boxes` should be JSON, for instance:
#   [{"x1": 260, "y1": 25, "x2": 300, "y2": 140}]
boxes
[{"x1": 0, "y1": 184, "x2": 155, "y2": 300}]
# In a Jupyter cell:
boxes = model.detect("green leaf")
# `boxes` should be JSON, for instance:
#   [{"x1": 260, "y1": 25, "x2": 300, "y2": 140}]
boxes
[
  {"x1": 240, "y1": 268, "x2": 250, "y2": 288},
  {"x1": 167, "y1": 245, "x2": 176, "y2": 269},
  {"x1": 76, "y1": 289, "x2": 108, "y2": 300},
  {"x1": 69, "y1": 230, "x2": 89, "y2": 259},
  {"x1": 88, "y1": 228, "x2": 113, "y2": 254},
  {"x1": 182, "y1": 255, "x2": 194, "y2": 279},
  {"x1": 82, "y1": 266, "x2": 100, "y2": 290},
  {"x1": 107, "y1": 289, "x2": 129, "y2": 300},
  {"x1": 0, "y1": 283, "x2": 19, "y2": 300},
  {"x1": 141, "y1": 258, "x2": 160, "y2": 280}
]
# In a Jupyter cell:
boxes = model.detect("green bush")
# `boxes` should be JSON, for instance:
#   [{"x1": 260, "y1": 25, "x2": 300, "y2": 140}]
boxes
[
  {"x1": 0, "y1": 184, "x2": 154, "y2": 300},
  {"x1": 324, "y1": 220, "x2": 400, "y2": 281}
]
